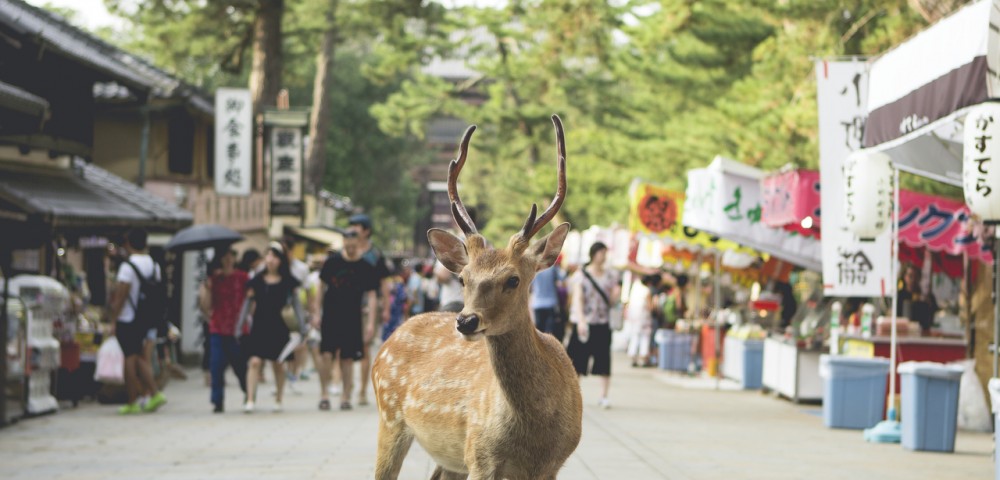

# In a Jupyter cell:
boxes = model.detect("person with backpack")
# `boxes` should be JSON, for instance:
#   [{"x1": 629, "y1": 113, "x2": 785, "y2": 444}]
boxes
[{"x1": 107, "y1": 228, "x2": 167, "y2": 415}]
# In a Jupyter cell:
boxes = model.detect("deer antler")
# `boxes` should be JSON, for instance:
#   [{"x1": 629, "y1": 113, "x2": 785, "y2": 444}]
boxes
[
  {"x1": 518, "y1": 114, "x2": 567, "y2": 241},
  {"x1": 449, "y1": 125, "x2": 478, "y2": 236}
]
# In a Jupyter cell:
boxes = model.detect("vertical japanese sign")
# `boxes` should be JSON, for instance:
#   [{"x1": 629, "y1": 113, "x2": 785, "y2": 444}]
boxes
[
  {"x1": 816, "y1": 60, "x2": 892, "y2": 297},
  {"x1": 214, "y1": 88, "x2": 252, "y2": 196},
  {"x1": 269, "y1": 127, "x2": 303, "y2": 216},
  {"x1": 180, "y1": 250, "x2": 209, "y2": 355}
]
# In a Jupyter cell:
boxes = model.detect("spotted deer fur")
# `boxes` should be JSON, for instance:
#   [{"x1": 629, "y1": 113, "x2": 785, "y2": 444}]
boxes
[{"x1": 372, "y1": 116, "x2": 582, "y2": 480}]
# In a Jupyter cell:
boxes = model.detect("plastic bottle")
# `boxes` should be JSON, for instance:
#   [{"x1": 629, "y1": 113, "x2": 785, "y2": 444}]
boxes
[
  {"x1": 830, "y1": 301, "x2": 842, "y2": 354},
  {"x1": 860, "y1": 303, "x2": 875, "y2": 338}
]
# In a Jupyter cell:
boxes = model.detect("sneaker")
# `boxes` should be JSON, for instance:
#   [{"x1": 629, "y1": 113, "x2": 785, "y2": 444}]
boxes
[
  {"x1": 339, "y1": 401, "x2": 352, "y2": 411},
  {"x1": 143, "y1": 393, "x2": 167, "y2": 413},
  {"x1": 118, "y1": 403, "x2": 142, "y2": 415},
  {"x1": 213, "y1": 403, "x2": 224, "y2": 414},
  {"x1": 243, "y1": 401, "x2": 255, "y2": 414},
  {"x1": 272, "y1": 402, "x2": 283, "y2": 413},
  {"x1": 318, "y1": 399, "x2": 331, "y2": 411},
  {"x1": 328, "y1": 385, "x2": 342, "y2": 396},
  {"x1": 598, "y1": 398, "x2": 611, "y2": 410}
]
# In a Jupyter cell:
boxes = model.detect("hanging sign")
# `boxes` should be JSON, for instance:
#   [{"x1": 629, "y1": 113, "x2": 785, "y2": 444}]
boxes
[
  {"x1": 214, "y1": 88, "x2": 253, "y2": 196},
  {"x1": 760, "y1": 169, "x2": 821, "y2": 233},
  {"x1": 269, "y1": 127, "x2": 304, "y2": 216},
  {"x1": 898, "y1": 190, "x2": 993, "y2": 264},
  {"x1": 963, "y1": 102, "x2": 1000, "y2": 225},
  {"x1": 816, "y1": 60, "x2": 893, "y2": 297},
  {"x1": 844, "y1": 151, "x2": 893, "y2": 242}
]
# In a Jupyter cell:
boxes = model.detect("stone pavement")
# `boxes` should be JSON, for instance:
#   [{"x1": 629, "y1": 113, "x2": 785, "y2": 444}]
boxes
[{"x1": 0, "y1": 351, "x2": 993, "y2": 479}]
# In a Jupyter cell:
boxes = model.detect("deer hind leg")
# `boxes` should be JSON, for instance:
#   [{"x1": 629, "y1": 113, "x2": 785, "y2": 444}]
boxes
[
  {"x1": 374, "y1": 420, "x2": 413, "y2": 480},
  {"x1": 430, "y1": 465, "x2": 468, "y2": 480}
]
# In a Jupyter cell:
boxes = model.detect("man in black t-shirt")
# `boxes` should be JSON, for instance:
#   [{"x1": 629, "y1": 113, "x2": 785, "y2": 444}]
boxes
[
  {"x1": 311, "y1": 232, "x2": 379, "y2": 411},
  {"x1": 347, "y1": 213, "x2": 392, "y2": 407}
]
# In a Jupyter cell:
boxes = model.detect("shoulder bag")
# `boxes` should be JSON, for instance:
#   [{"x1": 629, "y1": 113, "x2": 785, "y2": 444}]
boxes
[{"x1": 582, "y1": 269, "x2": 624, "y2": 331}]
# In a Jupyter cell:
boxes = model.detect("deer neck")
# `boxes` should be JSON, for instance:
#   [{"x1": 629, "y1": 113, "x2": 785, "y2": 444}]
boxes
[{"x1": 485, "y1": 311, "x2": 551, "y2": 416}]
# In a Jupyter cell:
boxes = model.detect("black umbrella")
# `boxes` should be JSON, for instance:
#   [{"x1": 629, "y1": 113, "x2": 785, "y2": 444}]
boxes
[{"x1": 165, "y1": 224, "x2": 243, "y2": 252}]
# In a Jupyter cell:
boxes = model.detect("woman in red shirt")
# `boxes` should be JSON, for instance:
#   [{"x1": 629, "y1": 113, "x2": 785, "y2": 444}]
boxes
[{"x1": 199, "y1": 249, "x2": 249, "y2": 413}]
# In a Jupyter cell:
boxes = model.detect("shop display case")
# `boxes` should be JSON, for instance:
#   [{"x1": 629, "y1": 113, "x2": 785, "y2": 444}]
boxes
[
  {"x1": 10, "y1": 276, "x2": 68, "y2": 415},
  {"x1": 3, "y1": 290, "x2": 26, "y2": 423}
]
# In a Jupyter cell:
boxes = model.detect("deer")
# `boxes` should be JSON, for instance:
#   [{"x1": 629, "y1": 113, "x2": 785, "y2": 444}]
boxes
[{"x1": 372, "y1": 115, "x2": 583, "y2": 480}]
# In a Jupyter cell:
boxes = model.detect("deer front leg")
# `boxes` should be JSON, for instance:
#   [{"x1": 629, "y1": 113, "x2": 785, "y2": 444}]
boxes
[
  {"x1": 430, "y1": 465, "x2": 468, "y2": 480},
  {"x1": 374, "y1": 420, "x2": 413, "y2": 480}
]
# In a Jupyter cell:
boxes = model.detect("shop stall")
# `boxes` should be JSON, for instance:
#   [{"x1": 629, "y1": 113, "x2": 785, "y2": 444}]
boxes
[{"x1": 683, "y1": 158, "x2": 826, "y2": 399}]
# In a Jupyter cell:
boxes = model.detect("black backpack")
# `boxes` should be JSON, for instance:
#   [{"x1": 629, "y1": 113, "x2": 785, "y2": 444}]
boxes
[{"x1": 124, "y1": 259, "x2": 168, "y2": 332}]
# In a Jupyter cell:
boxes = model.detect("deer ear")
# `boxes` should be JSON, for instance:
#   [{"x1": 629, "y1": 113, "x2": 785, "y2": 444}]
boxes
[
  {"x1": 529, "y1": 223, "x2": 570, "y2": 271},
  {"x1": 428, "y1": 228, "x2": 469, "y2": 273}
]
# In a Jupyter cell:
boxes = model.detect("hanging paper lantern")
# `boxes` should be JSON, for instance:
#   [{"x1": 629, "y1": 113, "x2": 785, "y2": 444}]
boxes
[
  {"x1": 843, "y1": 150, "x2": 894, "y2": 241},
  {"x1": 963, "y1": 103, "x2": 1000, "y2": 224}
]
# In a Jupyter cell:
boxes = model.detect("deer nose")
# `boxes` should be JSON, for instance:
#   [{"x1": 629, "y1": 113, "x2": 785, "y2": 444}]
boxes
[{"x1": 456, "y1": 313, "x2": 480, "y2": 335}]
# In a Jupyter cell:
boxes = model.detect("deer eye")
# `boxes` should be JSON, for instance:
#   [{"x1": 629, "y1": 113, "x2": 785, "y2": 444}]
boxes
[{"x1": 505, "y1": 276, "x2": 520, "y2": 290}]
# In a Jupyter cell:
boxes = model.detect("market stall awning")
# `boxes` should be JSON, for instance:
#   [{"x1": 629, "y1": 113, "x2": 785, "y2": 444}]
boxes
[
  {"x1": 898, "y1": 190, "x2": 993, "y2": 265},
  {"x1": 286, "y1": 226, "x2": 343, "y2": 251},
  {"x1": 862, "y1": 0, "x2": 997, "y2": 185},
  {"x1": 760, "y1": 168, "x2": 820, "y2": 237},
  {"x1": 0, "y1": 158, "x2": 192, "y2": 231},
  {"x1": 683, "y1": 157, "x2": 822, "y2": 272}
]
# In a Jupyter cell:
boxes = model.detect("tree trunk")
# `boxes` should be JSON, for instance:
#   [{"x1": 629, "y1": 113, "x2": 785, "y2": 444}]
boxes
[
  {"x1": 305, "y1": 0, "x2": 340, "y2": 196},
  {"x1": 249, "y1": 0, "x2": 285, "y2": 113}
]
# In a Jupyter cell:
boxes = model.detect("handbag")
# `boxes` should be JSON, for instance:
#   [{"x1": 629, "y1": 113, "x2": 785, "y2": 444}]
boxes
[
  {"x1": 582, "y1": 269, "x2": 624, "y2": 331},
  {"x1": 281, "y1": 293, "x2": 299, "y2": 332},
  {"x1": 94, "y1": 337, "x2": 124, "y2": 384}
]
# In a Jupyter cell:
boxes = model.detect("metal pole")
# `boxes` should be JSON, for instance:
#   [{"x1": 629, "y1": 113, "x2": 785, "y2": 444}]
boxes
[
  {"x1": 714, "y1": 252, "x2": 721, "y2": 386},
  {"x1": 993, "y1": 228, "x2": 999, "y2": 378},
  {"x1": 888, "y1": 167, "x2": 900, "y2": 419},
  {"x1": 0, "y1": 248, "x2": 9, "y2": 426}
]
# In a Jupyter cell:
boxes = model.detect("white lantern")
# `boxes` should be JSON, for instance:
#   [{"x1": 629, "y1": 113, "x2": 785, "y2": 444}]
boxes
[
  {"x1": 962, "y1": 102, "x2": 1000, "y2": 224},
  {"x1": 843, "y1": 150, "x2": 894, "y2": 241}
]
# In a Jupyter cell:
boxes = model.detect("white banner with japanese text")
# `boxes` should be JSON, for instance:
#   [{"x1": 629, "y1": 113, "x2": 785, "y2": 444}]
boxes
[
  {"x1": 816, "y1": 60, "x2": 893, "y2": 297},
  {"x1": 214, "y1": 88, "x2": 253, "y2": 196},
  {"x1": 269, "y1": 126, "x2": 303, "y2": 216},
  {"x1": 683, "y1": 157, "x2": 822, "y2": 271}
]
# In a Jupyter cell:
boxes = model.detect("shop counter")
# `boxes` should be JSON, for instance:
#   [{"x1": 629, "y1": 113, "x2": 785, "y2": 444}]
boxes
[
  {"x1": 838, "y1": 333, "x2": 966, "y2": 394},
  {"x1": 762, "y1": 336, "x2": 823, "y2": 403},
  {"x1": 723, "y1": 336, "x2": 764, "y2": 389}
]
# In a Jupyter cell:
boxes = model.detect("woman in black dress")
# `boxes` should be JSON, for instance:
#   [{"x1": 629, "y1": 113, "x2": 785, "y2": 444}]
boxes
[{"x1": 236, "y1": 242, "x2": 303, "y2": 413}]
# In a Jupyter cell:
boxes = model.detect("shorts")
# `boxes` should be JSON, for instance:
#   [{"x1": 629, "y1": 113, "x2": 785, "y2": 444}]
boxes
[
  {"x1": 116, "y1": 320, "x2": 147, "y2": 357},
  {"x1": 567, "y1": 323, "x2": 612, "y2": 376},
  {"x1": 320, "y1": 323, "x2": 364, "y2": 360}
]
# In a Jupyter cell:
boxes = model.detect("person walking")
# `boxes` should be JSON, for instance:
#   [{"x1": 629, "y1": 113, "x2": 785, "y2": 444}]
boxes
[
  {"x1": 567, "y1": 241, "x2": 620, "y2": 409},
  {"x1": 199, "y1": 248, "x2": 249, "y2": 413},
  {"x1": 107, "y1": 228, "x2": 166, "y2": 414},
  {"x1": 347, "y1": 214, "x2": 391, "y2": 407},
  {"x1": 626, "y1": 274, "x2": 658, "y2": 368},
  {"x1": 312, "y1": 231, "x2": 379, "y2": 411},
  {"x1": 381, "y1": 268, "x2": 408, "y2": 342},
  {"x1": 531, "y1": 263, "x2": 564, "y2": 337},
  {"x1": 235, "y1": 242, "x2": 304, "y2": 413}
]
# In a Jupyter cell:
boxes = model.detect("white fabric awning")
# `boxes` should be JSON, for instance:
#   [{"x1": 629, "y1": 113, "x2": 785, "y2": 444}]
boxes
[{"x1": 683, "y1": 157, "x2": 822, "y2": 271}]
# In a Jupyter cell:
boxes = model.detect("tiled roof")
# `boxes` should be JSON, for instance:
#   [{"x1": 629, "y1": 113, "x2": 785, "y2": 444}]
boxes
[
  {"x1": 0, "y1": 79, "x2": 48, "y2": 118},
  {"x1": 0, "y1": 0, "x2": 213, "y2": 116},
  {"x1": 0, "y1": 159, "x2": 192, "y2": 231}
]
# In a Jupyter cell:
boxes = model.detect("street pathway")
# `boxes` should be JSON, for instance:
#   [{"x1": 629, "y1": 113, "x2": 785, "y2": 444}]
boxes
[{"x1": 0, "y1": 351, "x2": 993, "y2": 479}]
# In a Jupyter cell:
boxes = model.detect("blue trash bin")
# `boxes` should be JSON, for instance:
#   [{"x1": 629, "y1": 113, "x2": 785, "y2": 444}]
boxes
[
  {"x1": 898, "y1": 361, "x2": 965, "y2": 453},
  {"x1": 654, "y1": 329, "x2": 673, "y2": 371},
  {"x1": 655, "y1": 330, "x2": 692, "y2": 371},
  {"x1": 820, "y1": 355, "x2": 891, "y2": 429},
  {"x1": 741, "y1": 340, "x2": 764, "y2": 389}
]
